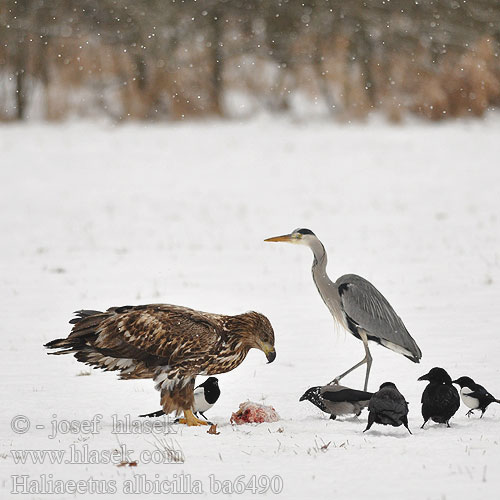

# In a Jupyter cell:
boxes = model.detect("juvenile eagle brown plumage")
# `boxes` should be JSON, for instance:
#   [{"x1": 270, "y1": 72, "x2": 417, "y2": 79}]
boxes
[{"x1": 45, "y1": 304, "x2": 276, "y2": 426}]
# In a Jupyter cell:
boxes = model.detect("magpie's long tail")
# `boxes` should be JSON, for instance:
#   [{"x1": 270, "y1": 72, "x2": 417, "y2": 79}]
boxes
[{"x1": 139, "y1": 409, "x2": 165, "y2": 418}]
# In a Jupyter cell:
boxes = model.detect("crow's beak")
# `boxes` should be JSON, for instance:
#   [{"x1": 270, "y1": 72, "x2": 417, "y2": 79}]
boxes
[
  {"x1": 451, "y1": 379, "x2": 458, "y2": 385},
  {"x1": 264, "y1": 233, "x2": 295, "y2": 243},
  {"x1": 299, "y1": 393, "x2": 307, "y2": 402},
  {"x1": 418, "y1": 374, "x2": 429, "y2": 381}
]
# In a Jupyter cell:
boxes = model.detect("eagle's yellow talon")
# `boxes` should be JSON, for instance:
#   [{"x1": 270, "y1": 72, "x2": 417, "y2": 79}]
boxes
[{"x1": 180, "y1": 410, "x2": 209, "y2": 426}]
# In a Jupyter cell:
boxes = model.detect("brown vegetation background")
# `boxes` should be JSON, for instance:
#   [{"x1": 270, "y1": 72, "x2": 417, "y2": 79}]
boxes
[{"x1": 1, "y1": 0, "x2": 500, "y2": 121}]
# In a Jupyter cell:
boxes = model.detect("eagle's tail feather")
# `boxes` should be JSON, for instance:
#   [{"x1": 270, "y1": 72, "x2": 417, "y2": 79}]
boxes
[
  {"x1": 45, "y1": 309, "x2": 154, "y2": 377},
  {"x1": 44, "y1": 336, "x2": 88, "y2": 353},
  {"x1": 67, "y1": 310, "x2": 111, "y2": 338},
  {"x1": 69, "y1": 310, "x2": 105, "y2": 324},
  {"x1": 45, "y1": 309, "x2": 112, "y2": 354}
]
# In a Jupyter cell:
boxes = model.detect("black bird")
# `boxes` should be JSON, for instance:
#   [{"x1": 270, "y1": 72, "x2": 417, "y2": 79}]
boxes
[
  {"x1": 300, "y1": 384, "x2": 373, "y2": 420},
  {"x1": 140, "y1": 377, "x2": 220, "y2": 421},
  {"x1": 452, "y1": 376, "x2": 500, "y2": 418},
  {"x1": 418, "y1": 367, "x2": 460, "y2": 428},
  {"x1": 364, "y1": 382, "x2": 411, "y2": 434}
]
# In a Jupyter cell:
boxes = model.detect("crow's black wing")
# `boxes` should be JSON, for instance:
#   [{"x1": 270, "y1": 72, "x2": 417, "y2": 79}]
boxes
[
  {"x1": 322, "y1": 388, "x2": 373, "y2": 403},
  {"x1": 370, "y1": 389, "x2": 408, "y2": 425},
  {"x1": 422, "y1": 384, "x2": 460, "y2": 421}
]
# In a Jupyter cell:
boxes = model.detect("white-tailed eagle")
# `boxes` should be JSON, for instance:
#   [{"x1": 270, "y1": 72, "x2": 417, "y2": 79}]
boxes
[{"x1": 45, "y1": 304, "x2": 276, "y2": 426}]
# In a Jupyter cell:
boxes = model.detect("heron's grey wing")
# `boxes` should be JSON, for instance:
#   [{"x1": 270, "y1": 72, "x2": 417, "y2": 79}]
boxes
[{"x1": 336, "y1": 274, "x2": 422, "y2": 362}]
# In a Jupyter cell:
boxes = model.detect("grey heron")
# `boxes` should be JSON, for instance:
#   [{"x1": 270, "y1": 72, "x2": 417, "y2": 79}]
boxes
[{"x1": 265, "y1": 228, "x2": 421, "y2": 391}]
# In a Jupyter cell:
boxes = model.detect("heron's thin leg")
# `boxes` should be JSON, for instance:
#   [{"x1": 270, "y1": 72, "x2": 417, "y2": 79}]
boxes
[
  {"x1": 328, "y1": 356, "x2": 367, "y2": 385},
  {"x1": 361, "y1": 335, "x2": 373, "y2": 391},
  {"x1": 328, "y1": 332, "x2": 372, "y2": 391}
]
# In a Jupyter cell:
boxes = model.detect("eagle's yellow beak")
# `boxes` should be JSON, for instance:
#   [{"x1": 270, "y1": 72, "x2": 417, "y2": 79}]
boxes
[
  {"x1": 260, "y1": 342, "x2": 276, "y2": 363},
  {"x1": 264, "y1": 233, "x2": 296, "y2": 243}
]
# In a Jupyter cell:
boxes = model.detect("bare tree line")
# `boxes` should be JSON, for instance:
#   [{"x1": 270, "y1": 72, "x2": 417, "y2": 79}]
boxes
[{"x1": 1, "y1": 0, "x2": 499, "y2": 121}]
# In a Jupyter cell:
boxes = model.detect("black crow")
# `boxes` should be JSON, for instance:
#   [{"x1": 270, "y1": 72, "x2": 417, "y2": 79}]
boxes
[
  {"x1": 364, "y1": 382, "x2": 411, "y2": 434},
  {"x1": 140, "y1": 377, "x2": 220, "y2": 420},
  {"x1": 300, "y1": 384, "x2": 373, "y2": 420},
  {"x1": 418, "y1": 367, "x2": 460, "y2": 428},
  {"x1": 452, "y1": 376, "x2": 500, "y2": 418}
]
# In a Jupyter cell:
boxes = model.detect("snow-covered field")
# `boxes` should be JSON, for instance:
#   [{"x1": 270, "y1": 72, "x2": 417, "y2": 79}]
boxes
[{"x1": 1, "y1": 117, "x2": 500, "y2": 499}]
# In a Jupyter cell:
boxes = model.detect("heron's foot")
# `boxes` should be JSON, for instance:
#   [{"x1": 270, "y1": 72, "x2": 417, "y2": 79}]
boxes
[
  {"x1": 177, "y1": 409, "x2": 209, "y2": 426},
  {"x1": 466, "y1": 409, "x2": 474, "y2": 418}
]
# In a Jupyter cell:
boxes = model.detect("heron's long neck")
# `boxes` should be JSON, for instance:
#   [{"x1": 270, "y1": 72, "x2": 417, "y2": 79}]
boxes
[
  {"x1": 308, "y1": 238, "x2": 342, "y2": 320},
  {"x1": 309, "y1": 237, "x2": 328, "y2": 277}
]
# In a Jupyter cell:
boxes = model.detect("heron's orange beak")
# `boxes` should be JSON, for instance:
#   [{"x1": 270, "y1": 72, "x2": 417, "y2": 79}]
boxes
[{"x1": 264, "y1": 234, "x2": 294, "y2": 243}]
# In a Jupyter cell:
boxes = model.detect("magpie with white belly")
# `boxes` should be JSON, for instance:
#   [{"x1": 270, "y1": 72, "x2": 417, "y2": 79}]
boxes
[
  {"x1": 300, "y1": 384, "x2": 373, "y2": 420},
  {"x1": 452, "y1": 376, "x2": 500, "y2": 418},
  {"x1": 140, "y1": 377, "x2": 220, "y2": 421},
  {"x1": 418, "y1": 367, "x2": 460, "y2": 428},
  {"x1": 364, "y1": 382, "x2": 411, "y2": 434}
]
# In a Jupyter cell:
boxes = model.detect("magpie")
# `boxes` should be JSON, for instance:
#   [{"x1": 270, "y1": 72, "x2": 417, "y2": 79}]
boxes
[
  {"x1": 364, "y1": 382, "x2": 411, "y2": 434},
  {"x1": 418, "y1": 367, "x2": 460, "y2": 428},
  {"x1": 300, "y1": 384, "x2": 373, "y2": 420},
  {"x1": 139, "y1": 377, "x2": 220, "y2": 421},
  {"x1": 452, "y1": 376, "x2": 500, "y2": 418}
]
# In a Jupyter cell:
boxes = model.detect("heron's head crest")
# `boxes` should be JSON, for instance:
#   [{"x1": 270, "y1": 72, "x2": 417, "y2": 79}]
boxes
[
  {"x1": 293, "y1": 228, "x2": 315, "y2": 236},
  {"x1": 264, "y1": 228, "x2": 316, "y2": 245}
]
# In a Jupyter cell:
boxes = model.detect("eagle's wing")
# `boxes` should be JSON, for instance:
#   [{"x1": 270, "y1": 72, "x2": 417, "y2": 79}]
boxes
[
  {"x1": 336, "y1": 274, "x2": 422, "y2": 362},
  {"x1": 46, "y1": 304, "x2": 226, "y2": 416},
  {"x1": 93, "y1": 304, "x2": 223, "y2": 368}
]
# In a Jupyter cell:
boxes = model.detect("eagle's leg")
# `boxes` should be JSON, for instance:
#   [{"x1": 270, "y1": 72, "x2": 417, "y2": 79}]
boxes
[{"x1": 177, "y1": 409, "x2": 209, "y2": 426}]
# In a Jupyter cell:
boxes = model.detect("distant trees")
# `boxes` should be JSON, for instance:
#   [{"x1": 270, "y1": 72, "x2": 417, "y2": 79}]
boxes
[{"x1": 1, "y1": 0, "x2": 499, "y2": 121}]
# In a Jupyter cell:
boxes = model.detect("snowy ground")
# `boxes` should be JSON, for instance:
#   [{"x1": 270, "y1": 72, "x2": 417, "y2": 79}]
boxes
[{"x1": 1, "y1": 116, "x2": 500, "y2": 499}]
